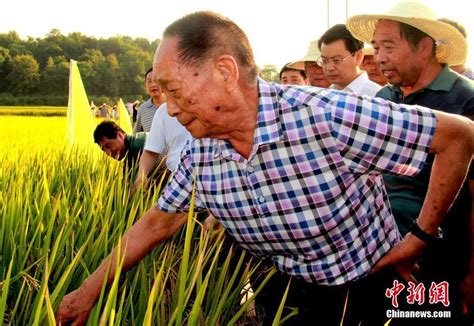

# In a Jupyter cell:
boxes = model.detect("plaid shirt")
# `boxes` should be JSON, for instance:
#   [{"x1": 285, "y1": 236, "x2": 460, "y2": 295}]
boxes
[{"x1": 158, "y1": 80, "x2": 436, "y2": 285}]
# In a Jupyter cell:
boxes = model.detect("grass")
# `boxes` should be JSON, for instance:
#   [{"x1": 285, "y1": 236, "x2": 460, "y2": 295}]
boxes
[{"x1": 0, "y1": 115, "x2": 287, "y2": 325}]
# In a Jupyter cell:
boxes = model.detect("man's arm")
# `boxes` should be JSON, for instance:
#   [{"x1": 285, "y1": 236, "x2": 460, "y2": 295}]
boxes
[
  {"x1": 374, "y1": 110, "x2": 474, "y2": 277},
  {"x1": 131, "y1": 150, "x2": 161, "y2": 195},
  {"x1": 56, "y1": 206, "x2": 187, "y2": 324}
]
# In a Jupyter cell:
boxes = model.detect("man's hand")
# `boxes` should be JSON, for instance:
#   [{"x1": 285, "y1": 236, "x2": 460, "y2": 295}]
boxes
[
  {"x1": 372, "y1": 233, "x2": 427, "y2": 282},
  {"x1": 56, "y1": 287, "x2": 96, "y2": 325}
]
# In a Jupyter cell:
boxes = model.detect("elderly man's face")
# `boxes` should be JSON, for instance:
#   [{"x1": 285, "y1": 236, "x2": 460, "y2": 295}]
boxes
[
  {"x1": 372, "y1": 20, "x2": 425, "y2": 87},
  {"x1": 153, "y1": 37, "x2": 237, "y2": 139},
  {"x1": 98, "y1": 132, "x2": 126, "y2": 160},
  {"x1": 361, "y1": 55, "x2": 387, "y2": 86},
  {"x1": 304, "y1": 61, "x2": 331, "y2": 88}
]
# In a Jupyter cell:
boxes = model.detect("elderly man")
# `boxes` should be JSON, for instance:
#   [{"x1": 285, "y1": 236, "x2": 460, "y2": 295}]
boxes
[
  {"x1": 318, "y1": 24, "x2": 381, "y2": 96},
  {"x1": 288, "y1": 40, "x2": 331, "y2": 88},
  {"x1": 348, "y1": 1, "x2": 474, "y2": 323},
  {"x1": 93, "y1": 120, "x2": 147, "y2": 169},
  {"x1": 57, "y1": 11, "x2": 474, "y2": 325}
]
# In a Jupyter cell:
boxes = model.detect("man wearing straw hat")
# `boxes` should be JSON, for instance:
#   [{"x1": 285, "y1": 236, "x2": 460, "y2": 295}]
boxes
[
  {"x1": 287, "y1": 40, "x2": 331, "y2": 88},
  {"x1": 57, "y1": 11, "x2": 474, "y2": 325},
  {"x1": 348, "y1": 1, "x2": 474, "y2": 323},
  {"x1": 361, "y1": 47, "x2": 387, "y2": 86}
]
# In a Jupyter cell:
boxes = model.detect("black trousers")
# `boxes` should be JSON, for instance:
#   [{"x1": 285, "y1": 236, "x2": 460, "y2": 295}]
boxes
[{"x1": 250, "y1": 263, "x2": 396, "y2": 325}]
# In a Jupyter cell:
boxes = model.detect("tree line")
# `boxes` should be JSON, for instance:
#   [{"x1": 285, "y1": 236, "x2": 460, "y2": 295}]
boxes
[
  {"x1": 0, "y1": 29, "x2": 281, "y2": 106},
  {"x1": 0, "y1": 30, "x2": 159, "y2": 105}
]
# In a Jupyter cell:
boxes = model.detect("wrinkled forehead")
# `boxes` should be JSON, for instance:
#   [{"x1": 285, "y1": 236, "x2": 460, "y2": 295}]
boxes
[{"x1": 152, "y1": 37, "x2": 183, "y2": 84}]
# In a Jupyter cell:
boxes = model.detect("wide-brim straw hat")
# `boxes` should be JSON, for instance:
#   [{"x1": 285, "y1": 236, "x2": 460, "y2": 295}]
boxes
[
  {"x1": 287, "y1": 40, "x2": 321, "y2": 70},
  {"x1": 347, "y1": 0, "x2": 467, "y2": 65}
]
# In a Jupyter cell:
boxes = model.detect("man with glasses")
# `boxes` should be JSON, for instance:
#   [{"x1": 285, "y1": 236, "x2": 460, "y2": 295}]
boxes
[{"x1": 318, "y1": 24, "x2": 381, "y2": 96}]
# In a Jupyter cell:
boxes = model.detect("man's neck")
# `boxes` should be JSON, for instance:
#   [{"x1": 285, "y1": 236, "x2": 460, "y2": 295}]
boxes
[
  {"x1": 151, "y1": 96, "x2": 165, "y2": 107},
  {"x1": 224, "y1": 83, "x2": 259, "y2": 159},
  {"x1": 334, "y1": 70, "x2": 362, "y2": 90},
  {"x1": 400, "y1": 61, "x2": 443, "y2": 97}
]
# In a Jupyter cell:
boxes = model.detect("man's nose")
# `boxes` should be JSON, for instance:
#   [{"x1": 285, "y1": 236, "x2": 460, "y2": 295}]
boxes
[{"x1": 167, "y1": 101, "x2": 181, "y2": 117}]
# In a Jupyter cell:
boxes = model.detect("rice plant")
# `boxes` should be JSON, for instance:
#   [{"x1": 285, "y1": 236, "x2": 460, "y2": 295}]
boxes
[{"x1": 0, "y1": 116, "x2": 287, "y2": 325}]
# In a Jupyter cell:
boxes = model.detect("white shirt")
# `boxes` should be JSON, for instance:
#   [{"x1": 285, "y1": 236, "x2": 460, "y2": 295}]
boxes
[
  {"x1": 145, "y1": 103, "x2": 192, "y2": 171},
  {"x1": 331, "y1": 71, "x2": 381, "y2": 97}
]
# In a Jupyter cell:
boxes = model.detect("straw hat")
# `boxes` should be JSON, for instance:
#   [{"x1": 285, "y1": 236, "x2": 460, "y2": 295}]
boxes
[
  {"x1": 363, "y1": 47, "x2": 375, "y2": 56},
  {"x1": 346, "y1": 0, "x2": 467, "y2": 65},
  {"x1": 287, "y1": 40, "x2": 321, "y2": 70}
]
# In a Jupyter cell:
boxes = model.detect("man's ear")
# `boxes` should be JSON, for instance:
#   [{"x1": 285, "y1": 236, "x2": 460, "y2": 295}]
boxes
[
  {"x1": 354, "y1": 49, "x2": 364, "y2": 67},
  {"x1": 215, "y1": 55, "x2": 239, "y2": 91},
  {"x1": 419, "y1": 37, "x2": 436, "y2": 58},
  {"x1": 117, "y1": 131, "x2": 125, "y2": 141}
]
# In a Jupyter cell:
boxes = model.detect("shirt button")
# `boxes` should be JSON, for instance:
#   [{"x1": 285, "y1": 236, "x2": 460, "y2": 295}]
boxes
[
  {"x1": 247, "y1": 166, "x2": 254, "y2": 173},
  {"x1": 258, "y1": 196, "x2": 265, "y2": 203}
]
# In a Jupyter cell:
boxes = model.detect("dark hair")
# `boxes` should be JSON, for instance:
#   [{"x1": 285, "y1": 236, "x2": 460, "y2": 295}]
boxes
[
  {"x1": 163, "y1": 11, "x2": 257, "y2": 83},
  {"x1": 318, "y1": 24, "x2": 363, "y2": 53},
  {"x1": 144, "y1": 67, "x2": 153, "y2": 81},
  {"x1": 397, "y1": 22, "x2": 436, "y2": 57},
  {"x1": 93, "y1": 120, "x2": 124, "y2": 143},
  {"x1": 438, "y1": 18, "x2": 467, "y2": 38},
  {"x1": 279, "y1": 64, "x2": 307, "y2": 80}
]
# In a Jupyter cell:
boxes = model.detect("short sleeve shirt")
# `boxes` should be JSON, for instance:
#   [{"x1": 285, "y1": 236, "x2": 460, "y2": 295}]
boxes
[
  {"x1": 157, "y1": 80, "x2": 436, "y2": 285},
  {"x1": 144, "y1": 103, "x2": 192, "y2": 171}
]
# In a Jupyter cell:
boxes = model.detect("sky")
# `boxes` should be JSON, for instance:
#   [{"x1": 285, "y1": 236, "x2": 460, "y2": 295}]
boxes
[{"x1": 1, "y1": 0, "x2": 473, "y2": 69}]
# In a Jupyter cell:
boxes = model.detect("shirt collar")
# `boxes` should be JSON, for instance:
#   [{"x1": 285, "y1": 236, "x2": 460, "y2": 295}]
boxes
[
  {"x1": 387, "y1": 64, "x2": 457, "y2": 95},
  {"x1": 215, "y1": 79, "x2": 284, "y2": 161},
  {"x1": 342, "y1": 71, "x2": 370, "y2": 93}
]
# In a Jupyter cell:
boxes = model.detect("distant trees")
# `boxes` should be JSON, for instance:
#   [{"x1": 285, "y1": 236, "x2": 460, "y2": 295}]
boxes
[
  {"x1": 6, "y1": 54, "x2": 40, "y2": 95},
  {"x1": 0, "y1": 29, "x2": 283, "y2": 105},
  {"x1": 258, "y1": 64, "x2": 280, "y2": 83},
  {"x1": 0, "y1": 29, "x2": 158, "y2": 104}
]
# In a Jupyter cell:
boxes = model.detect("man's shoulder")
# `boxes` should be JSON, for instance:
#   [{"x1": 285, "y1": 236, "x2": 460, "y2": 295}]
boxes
[
  {"x1": 375, "y1": 85, "x2": 395, "y2": 100},
  {"x1": 128, "y1": 132, "x2": 147, "y2": 150}
]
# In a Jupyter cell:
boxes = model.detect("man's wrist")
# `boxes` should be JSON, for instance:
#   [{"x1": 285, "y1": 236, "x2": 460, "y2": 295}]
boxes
[{"x1": 409, "y1": 220, "x2": 443, "y2": 245}]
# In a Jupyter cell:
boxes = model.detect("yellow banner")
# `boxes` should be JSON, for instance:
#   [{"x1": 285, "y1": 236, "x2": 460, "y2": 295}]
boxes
[
  {"x1": 117, "y1": 99, "x2": 133, "y2": 135},
  {"x1": 66, "y1": 60, "x2": 97, "y2": 150}
]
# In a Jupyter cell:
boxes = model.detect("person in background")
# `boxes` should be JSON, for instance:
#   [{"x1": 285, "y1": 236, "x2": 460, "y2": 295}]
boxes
[
  {"x1": 134, "y1": 68, "x2": 166, "y2": 133},
  {"x1": 99, "y1": 103, "x2": 109, "y2": 118},
  {"x1": 438, "y1": 17, "x2": 474, "y2": 80},
  {"x1": 57, "y1": 11, "x2": 474, "y2": 325},
  {"x1": 288, "y1": 40, "x2": 331, "y2": 88},
  {"x1": 361, "y1": 47, "x2": 387, "y2": 86},
  {"x1": 318, "y1": 24, "x2": 381, "y2": 96},
  {"x1": 348, "y1": 1, "x2": 474, "y2": 323},
  {"x1": 279, "y1": 63, "x2": 308, "y2": 85},
  {"x1": 132, "y1": 100, "x2": 140, "y2": 126},
  {"x1": 93, "y1": 120, "x2": 147, "y2": 170},
  {"x1": 130, "y1": 101, "x2": 192, "y2": 195}
]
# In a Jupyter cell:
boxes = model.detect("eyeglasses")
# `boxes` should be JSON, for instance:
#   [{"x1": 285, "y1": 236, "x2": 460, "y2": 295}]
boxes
[{"x1": 317, "y1": 52, "x2": 354, "y2": 67}]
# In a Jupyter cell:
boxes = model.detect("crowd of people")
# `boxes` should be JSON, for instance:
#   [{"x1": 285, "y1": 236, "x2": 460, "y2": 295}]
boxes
[{"x1": 59, "y1": 0, "x2": 474, "y2": 324}]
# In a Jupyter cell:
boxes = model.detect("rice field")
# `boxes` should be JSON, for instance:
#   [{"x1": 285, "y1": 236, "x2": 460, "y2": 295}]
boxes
[{"x1": 0, "y1": 114, "x2": 283, "y2": 325}]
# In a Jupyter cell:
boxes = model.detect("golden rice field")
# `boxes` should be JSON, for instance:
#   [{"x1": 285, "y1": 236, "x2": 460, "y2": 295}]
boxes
[{"x1": 0, "y1": 114, "x2": 281, "y2": 325}]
